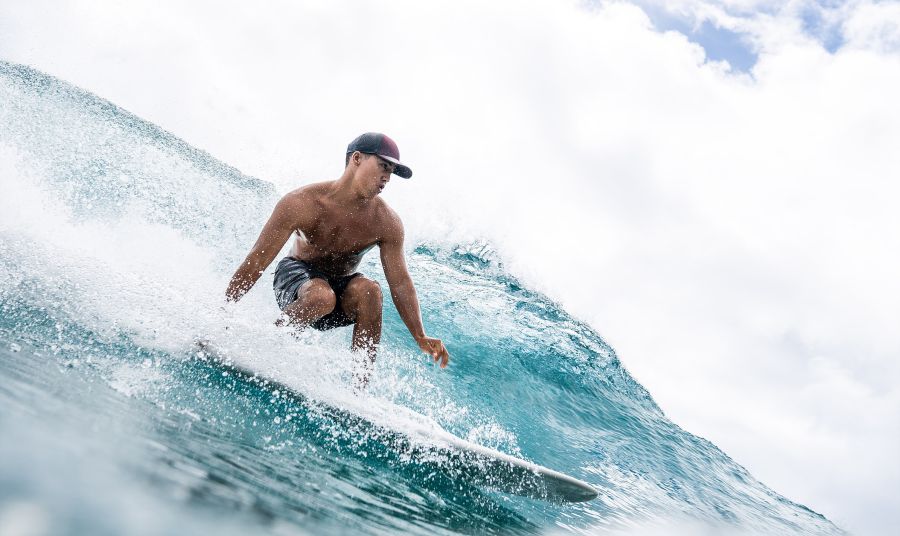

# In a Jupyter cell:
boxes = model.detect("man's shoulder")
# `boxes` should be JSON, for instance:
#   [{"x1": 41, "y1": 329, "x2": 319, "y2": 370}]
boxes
[
  {"x1": 270, "y1": 183, "x2": 333, "y2": 229},
  {"x1": 370, "y1": 196, "x2": 399, "y2": 222},
  {"x1": 286, "y1": 181, "x2": 332, "y2": 199},
  {"x1": 372, "y1": 197, "x2": 403, "y2": 239},
  {"x1": 280, "y1": 182, "x2": 331, "y2": 209}
]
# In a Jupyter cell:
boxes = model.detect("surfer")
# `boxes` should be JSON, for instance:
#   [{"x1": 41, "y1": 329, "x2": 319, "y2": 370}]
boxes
[{"x1": 225, "y1": 132, "x2": 450, "y2": 382}]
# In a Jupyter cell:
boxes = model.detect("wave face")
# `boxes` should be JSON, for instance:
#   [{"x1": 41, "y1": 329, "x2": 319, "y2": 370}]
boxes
[{"x1": 0, "y1": 61, "x2": 842, "y2": 535}]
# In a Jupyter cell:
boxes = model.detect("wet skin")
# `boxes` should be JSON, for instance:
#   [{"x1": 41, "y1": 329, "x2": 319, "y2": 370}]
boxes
[{"x1": 226, "y1": 152, "x2": 449, "y2": 381}]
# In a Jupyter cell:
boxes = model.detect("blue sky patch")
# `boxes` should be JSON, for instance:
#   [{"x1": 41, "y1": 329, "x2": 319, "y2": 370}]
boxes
[
  {"x1": 799, "y1": 4, "x2": 845, "y2": 53},
  {"x1": 632, "y1": 2, "x2": 760, "y2": 73},
  {"x1": 690, "y1": 20, "x2": 759, "y2": 71}
]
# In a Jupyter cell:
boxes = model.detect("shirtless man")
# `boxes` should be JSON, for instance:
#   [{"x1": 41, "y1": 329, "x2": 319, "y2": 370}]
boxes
[{"x1": 225, "y1": 133, "x2": 449, "y2": 381}]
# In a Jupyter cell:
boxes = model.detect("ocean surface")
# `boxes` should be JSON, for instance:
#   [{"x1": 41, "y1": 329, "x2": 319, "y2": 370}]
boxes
[{"x1": 0, "y1": 61, "x2": 843, "y2": 535}]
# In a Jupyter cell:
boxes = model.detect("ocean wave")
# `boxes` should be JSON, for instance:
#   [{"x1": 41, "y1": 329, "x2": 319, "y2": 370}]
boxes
[{"x1": 0, "y1": 60, "x2": 843, "y2": 535}]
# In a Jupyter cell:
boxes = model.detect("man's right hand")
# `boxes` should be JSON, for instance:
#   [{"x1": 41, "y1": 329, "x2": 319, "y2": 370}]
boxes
[{"x1": 417, "y1": 336, "x2": 449, "y2": 368}]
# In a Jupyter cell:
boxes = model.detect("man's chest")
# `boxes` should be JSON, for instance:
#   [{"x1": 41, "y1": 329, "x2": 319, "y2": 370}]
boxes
[{"x1": 301, "y1": 211, "x2": 380, "y2": 252}]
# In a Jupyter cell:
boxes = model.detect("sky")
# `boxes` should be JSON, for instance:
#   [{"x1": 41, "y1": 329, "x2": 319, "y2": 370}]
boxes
[{"x1": 1, "y1": 0, "x2": 899, "y2": 534}]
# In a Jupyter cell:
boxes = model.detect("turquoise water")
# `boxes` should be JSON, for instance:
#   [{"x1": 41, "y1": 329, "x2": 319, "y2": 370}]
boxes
[{"x1": 0, "y1": 61, "x2": 843, "y2": 535}]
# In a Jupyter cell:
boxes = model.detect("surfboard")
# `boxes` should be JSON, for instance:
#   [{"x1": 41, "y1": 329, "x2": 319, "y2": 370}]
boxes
[
  {"x1": 195, "y1": 341, "x2": 598, "y2": 503},
  {"x1": 416, "y1": 421, "x2": 600, "y2": 502}
]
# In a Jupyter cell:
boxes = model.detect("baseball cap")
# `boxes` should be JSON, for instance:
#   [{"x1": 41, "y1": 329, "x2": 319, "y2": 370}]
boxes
[{"x1": 346, "y1": 132, "x2": 413, "y2": 179}]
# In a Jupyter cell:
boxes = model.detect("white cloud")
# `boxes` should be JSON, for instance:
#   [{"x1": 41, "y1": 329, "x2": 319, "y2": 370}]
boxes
[
  {"x1": 2, "y1": 0, "x2": 899, "y2": 534},
  {"x1": 843, "y1": 0, "x2": 900, "y2": 53}
]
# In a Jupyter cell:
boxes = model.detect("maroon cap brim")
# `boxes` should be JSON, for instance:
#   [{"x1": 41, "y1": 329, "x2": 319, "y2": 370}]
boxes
[{"x1": 378, "y1": 154, "x2": 413, "y2": 179}]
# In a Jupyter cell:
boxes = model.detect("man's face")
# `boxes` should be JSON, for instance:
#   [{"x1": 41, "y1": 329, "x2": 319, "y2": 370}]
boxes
[{"x1": 357, "y1": 153, "x2": 395, "y2": 195}]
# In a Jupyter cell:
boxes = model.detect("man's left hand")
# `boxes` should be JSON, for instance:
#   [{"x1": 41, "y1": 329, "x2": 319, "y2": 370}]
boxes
[{"x1": 417, "y1": 336, "x2": 449, "y2": 368}]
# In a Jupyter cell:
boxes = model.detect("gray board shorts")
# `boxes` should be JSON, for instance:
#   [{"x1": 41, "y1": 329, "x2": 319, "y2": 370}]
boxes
[{"x1": 273, "y1": 257, "x2": 361, "y2": 330}]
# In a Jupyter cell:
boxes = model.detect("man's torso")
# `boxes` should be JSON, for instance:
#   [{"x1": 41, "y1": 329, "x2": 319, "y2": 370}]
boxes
[{"x1": 288, "y1": 183, "x2": 390, "y2": 277}]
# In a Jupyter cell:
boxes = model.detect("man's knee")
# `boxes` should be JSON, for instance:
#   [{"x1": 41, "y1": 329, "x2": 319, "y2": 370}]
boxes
[
  {"x1": 346, "y1": 277, "x2": 382, "y2": 312},
  {"x1": 357, "y1": 278, "x2": 383, "y2": 307},
  {"x1": 298, "y1": 280, "x2": 336, "y2": 314}
]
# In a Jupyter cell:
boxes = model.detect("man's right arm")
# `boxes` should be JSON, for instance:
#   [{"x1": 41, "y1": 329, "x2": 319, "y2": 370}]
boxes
[{"x1": 225, "y1": 193, "x2": 306, "y2": 302}]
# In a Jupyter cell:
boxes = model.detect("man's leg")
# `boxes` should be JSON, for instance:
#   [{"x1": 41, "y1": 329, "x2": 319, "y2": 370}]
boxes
[
  {"x1": 340, "y1": 277, "x2": 383, "y2": 384},
  {"x1": 281, "y1": 279, "x2": 336, "y2": 327}
]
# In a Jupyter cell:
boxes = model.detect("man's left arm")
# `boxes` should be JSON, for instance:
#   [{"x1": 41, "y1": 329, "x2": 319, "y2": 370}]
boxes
[{"x1": 380, "y1": 220, "x2": 450, "y2": 368}]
